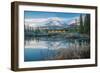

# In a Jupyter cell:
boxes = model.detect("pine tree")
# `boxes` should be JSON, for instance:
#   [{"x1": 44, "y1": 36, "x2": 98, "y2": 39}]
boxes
[
  {"x1": 79, "y1": 14, "x2": 84, "y2": 33},
  {"x1": 84, "y1": 14, "x2": 90, "y2": 35}
]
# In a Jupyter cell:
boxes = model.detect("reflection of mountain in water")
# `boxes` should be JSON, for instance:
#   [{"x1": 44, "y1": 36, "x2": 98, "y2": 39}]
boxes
[{"x1": 24, "y1": 36, "x2": 90, "y2": 61}]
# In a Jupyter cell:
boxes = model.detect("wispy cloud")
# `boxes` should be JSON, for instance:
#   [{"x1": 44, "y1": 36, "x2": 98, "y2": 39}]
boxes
[
  {"x1": 25, "y1": 18, "x2": 48, "y2": 23},
  {"x1": 24, "y1": 16, "x2": 80, "y2": 27}
]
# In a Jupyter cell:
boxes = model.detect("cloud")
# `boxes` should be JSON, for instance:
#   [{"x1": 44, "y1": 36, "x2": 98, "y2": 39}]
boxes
[
  {"x1": 25, "y1": 18, "x2": 48, "y2": 23},
  {"x1": 24, "y1": 16, "x2": 80, "y2": 27}
]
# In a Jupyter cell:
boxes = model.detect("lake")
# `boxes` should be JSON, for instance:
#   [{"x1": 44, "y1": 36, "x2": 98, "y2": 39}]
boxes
[{"x1": 24, "y1": 36, "x2": 90, "y2": 62}]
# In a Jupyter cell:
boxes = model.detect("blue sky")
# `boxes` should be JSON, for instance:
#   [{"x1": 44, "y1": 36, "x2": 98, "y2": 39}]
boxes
[{"x1": 24, "y1": 11, "x2": 82, "y2": 19}]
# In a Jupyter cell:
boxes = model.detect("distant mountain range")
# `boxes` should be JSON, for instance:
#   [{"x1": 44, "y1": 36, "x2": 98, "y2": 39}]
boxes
[{"x1": 25, "y1": 17, "x2": 80, "y2": 30}]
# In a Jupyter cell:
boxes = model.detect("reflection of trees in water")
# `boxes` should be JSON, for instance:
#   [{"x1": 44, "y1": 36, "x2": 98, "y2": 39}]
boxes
[{"x1": 24, "y1": 36, "x2": 90, "y2": 60}]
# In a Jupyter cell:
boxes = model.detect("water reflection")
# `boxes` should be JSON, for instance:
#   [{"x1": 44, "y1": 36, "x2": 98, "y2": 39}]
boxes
[{"x1": 24, "y1": 36, "x2": 90, "y2": 61}]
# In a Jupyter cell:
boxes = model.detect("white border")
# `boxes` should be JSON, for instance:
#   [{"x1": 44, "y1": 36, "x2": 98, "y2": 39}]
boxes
[{"x1": 18, "y1": 5, "x2": 96, "y2": 68}]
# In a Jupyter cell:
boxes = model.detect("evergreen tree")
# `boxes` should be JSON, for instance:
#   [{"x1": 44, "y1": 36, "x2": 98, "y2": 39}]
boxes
[
  {"x1": 84, "y1": 14, "x2": 90, "y2": 35},
  {"x1": 79, "y1": 14, "x2": 84, "y2": 33}
]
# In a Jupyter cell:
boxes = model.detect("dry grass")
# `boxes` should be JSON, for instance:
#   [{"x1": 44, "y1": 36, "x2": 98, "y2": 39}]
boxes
[{"x1": 47, "y1": 43, "x2": 90, "y2": 60}]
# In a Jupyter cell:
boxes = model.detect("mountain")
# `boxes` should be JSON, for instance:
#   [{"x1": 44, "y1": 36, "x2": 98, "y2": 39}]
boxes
[
  {"x1": 67, "y1": 16, "x2": 80, "y2": 26},
  {"x1": 25, "y1": 17, "x2": 80, "y2": 30},
  {"x1": 43, "y1": 17, "x2": 69, "y2": 29}
]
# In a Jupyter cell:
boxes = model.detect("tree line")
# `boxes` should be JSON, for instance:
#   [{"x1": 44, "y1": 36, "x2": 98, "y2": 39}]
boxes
[{"x1": 79, "y1": 14, "x2": 90, "y2": 35}]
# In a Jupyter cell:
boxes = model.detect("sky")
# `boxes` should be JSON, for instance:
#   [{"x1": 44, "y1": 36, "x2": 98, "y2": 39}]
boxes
[{"x1": 24, "y1": 11, "x2": 81, "y2": 19}]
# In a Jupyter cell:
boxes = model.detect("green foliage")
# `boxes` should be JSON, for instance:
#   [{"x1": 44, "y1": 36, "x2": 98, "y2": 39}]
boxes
[
  {"x1": 79, "y1": 14, "x2": 90, "y2": 34},
  {"x1": 84, "y1": 14, "x2": 90, "y2": 35},
  {"x1": 68, "y1": 28, "x2": 78, "y2": 33},
  {"x1": 79, "y1": 14, "x2": 84, "y2": 33}
]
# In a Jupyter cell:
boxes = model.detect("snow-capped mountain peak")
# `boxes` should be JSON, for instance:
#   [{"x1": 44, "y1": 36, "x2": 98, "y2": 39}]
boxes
[
  {"x1": 48, "y1": 17, "x2": 63, "y2": 21},
  {"x1": 45, "y1": 17, "x2": 67, "y2": 27}
]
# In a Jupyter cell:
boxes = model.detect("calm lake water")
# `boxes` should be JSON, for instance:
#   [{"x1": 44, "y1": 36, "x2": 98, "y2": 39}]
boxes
[{"x1": 24, "y1": 36, "x2": 90, "y2": 62}]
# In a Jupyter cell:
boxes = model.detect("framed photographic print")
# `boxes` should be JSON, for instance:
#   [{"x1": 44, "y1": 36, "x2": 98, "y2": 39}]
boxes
[{"x1": 11, "y1": 1, "x2": 97, "y2": 71}]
